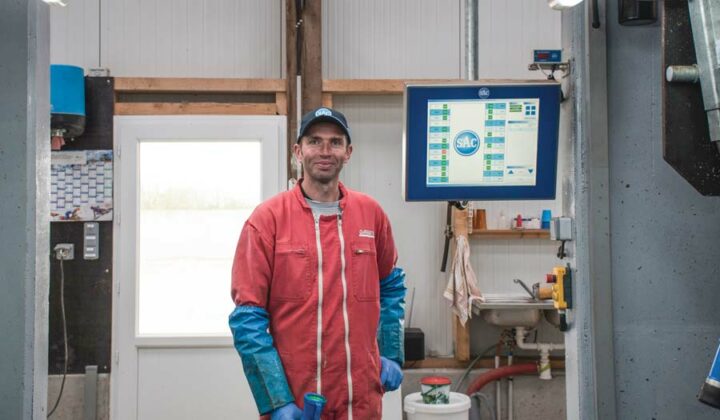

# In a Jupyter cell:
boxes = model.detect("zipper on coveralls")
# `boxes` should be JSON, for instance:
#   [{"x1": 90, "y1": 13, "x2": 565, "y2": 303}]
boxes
[
  {"x1": 337, "y1": 214, "x2": 353, "y2": 420},
  {"x1": 314, "y1": 216, "x2": 323, "y2": 395}
]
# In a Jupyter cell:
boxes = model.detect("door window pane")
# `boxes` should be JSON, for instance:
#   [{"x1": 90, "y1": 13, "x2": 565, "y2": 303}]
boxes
[{"x1": 138, "y1": 141, "x2": 261, "y2": 336}]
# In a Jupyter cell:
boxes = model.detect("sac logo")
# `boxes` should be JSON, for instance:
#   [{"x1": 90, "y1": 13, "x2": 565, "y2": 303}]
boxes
[
  {"x1": 315, "y1": 108, "x2": 333, "y2": 117},
  {"x1": 453, "y1": 130, "x2": 480, "y2": 156},
  {"x1": 478, "y1": 87, "x2": 490, "y2": 99}
]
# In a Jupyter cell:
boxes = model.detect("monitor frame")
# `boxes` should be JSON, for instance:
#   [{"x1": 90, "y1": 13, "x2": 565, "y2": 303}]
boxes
[{"x1": 402, "y1": 82, "x2": 561, "y2": 201}]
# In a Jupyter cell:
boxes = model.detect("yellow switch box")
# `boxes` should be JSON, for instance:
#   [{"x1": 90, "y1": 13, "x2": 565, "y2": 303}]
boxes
[{"x1": 551, "y1": 265, "x2": 568, "y2": 310}]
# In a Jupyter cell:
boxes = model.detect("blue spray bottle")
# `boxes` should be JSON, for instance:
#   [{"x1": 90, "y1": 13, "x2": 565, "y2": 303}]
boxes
[{"x1": 698, "y1": 340, "x2": 720, "y2": 409}]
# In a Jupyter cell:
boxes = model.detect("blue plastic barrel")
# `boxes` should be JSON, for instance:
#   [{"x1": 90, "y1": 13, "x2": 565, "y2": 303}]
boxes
[{"x1": 50, "y1": 64, "x2": 86, "y2": 137}]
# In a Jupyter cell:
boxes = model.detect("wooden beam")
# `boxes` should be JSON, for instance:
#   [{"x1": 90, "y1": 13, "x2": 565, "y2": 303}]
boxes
[
  {"x1": 452, "y1": 207, "x2": 471, "y2": 362},
  {"x1": 114, "y1": 102, "x2": 278, "y2": 116},
  {"x1": 453, "y1": 316, "x2": 471, "y2": 362},
  {"x1": 301, "y1": 0, "x2": 322, "y2": 112},
  {"x1": 321, "y1": 93, "x2": 333, "y2": 108},
  {"x1": 470, "y1": 229, "x2": 551, "y2": 239},
  {"x1": 114, "y1": 77, "x2": 286, "y2": 94},
  {"x1": 286, "y1": 0, "x2": 299, "y2": 180},
  {"x1": 322, "y1": 79, "x2": 557, "y2": 95},
  {"x1": 323, "y1": 79, "x2": 419, "y2": 95},
  {"x1": 275, "y1": 92, "x2": 288, "y2": 116}
]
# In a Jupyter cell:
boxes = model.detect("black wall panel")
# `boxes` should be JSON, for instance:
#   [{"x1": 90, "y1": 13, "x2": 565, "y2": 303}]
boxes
[{"x1": 49, "y1": 77, "x2": 114, "y2": 374}]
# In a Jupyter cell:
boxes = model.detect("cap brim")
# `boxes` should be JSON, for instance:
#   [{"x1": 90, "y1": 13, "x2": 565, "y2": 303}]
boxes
[{"x1": 297, "y1": 116, "x2": 351, "y2": 143}]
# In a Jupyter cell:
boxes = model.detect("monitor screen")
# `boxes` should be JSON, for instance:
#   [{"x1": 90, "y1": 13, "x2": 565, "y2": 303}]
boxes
[{"x1": 403, "y1": 83, "x2": 561, "y2": 201}]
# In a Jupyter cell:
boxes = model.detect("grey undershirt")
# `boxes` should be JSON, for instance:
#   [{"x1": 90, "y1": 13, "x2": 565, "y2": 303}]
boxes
[{"x1": 305, "y1": 197, "x2": 340, "y2": 220}]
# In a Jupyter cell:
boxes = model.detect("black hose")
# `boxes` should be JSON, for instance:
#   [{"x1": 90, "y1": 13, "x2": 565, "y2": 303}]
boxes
[
  {"x1": 47, "y1": 258, "x2": 68, "y2": 418},
  {"x1": 441, "y1": 202, "x2": 452, "y2": 272}
]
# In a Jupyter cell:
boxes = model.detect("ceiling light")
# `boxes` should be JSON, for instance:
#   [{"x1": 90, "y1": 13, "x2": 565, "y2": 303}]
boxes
[
  {"x1": 547, "y1": 0, "x2": 584, "y2": 10},
  {"x1": 43, "y1": 0, "x2": 68, "y2": 7}
]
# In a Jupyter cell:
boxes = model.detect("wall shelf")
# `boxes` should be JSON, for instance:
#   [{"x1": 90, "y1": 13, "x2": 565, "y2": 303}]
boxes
[{"x1": 469, "y1": 229, "x2": 550, "y2": 239}]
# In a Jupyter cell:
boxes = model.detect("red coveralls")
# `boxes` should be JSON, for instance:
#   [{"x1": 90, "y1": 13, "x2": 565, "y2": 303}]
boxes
[{"x1": 231, "y1": 181, "x2": 397, "y2": 419}]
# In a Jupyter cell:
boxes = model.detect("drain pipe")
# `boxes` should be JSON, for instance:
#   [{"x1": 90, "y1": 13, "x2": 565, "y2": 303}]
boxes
[
  {"x1": 508, "y1": 352, "x2": 514, "y2": 420},
  {"x1": 465, "y1": 0, "x2": 478, "y2": 81},
  {"x1": 494, "y1": 352, "x2": 501, "y2": 420},
  {"x1": 515, "y1": 327, "x2": 564, "y2": 380}
]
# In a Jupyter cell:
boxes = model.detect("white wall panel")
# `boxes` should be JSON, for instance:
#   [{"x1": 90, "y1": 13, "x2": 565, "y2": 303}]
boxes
[
  {"x1": 336, "y1": 95, "x2": 454, "y2": 356},
  {"x1": 50, "y1": 0, "x2": 100, "y2": 70},
  {"x1": 478, "y1": 0, "x2": 562, "y2": 79},
  {"x1": 323, "y1": 0, "x2": 461, "y2": 79},
  {"x1": 328, "y1": 1, "x2": 562, "y2": 355},
  {"x1": 100, "y1": 0, "x2": 282, "y2": 77}
]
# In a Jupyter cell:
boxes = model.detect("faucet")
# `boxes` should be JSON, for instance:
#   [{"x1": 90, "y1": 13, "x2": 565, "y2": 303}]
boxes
[{"x1": 513, "y1": 278, "x2": 536, "y2": 301}]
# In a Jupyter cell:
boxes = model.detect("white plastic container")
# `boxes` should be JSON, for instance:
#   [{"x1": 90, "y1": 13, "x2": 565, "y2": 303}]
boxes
[{"x1": 403, "y1": 392, "x2": 471, "y2": 420}]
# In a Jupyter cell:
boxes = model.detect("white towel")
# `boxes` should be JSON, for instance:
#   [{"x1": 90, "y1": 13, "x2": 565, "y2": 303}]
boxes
[{"x1": 443, "y1": 235, "x2": 484, "y2": 326}]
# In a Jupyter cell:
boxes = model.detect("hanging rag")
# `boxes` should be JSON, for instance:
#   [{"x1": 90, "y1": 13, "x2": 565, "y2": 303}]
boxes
[{"x1": 443, "y1": 235, "x2": 484, "y2": 326}]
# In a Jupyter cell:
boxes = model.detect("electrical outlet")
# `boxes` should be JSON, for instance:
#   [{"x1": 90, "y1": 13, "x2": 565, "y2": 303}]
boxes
[{"x1": 54, "y1": 243, "x2": 74, "y2": 260}]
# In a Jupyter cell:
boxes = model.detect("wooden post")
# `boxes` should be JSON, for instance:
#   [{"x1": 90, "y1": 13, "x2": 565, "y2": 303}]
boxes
[
  {"x1": 286, "y1": 0, "x2": 299, "y2": 180},
  {"x1": 321, "y1": 93, "x2": 333, "y2": 108},
  {"x1": 451, "y1": 207, "x2": 471, "y2": 362},
  {"x1": 301, "y1": 0, "x2": 322, "y2": 112},
  {"x1": 275, "y1": 92, "x2": 288, "y2": 115}
]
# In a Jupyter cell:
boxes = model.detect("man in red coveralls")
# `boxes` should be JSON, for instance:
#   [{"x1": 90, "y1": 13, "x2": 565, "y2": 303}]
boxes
[{"x1": 229, "y1": 107, "x2": 406, "y2": 419}]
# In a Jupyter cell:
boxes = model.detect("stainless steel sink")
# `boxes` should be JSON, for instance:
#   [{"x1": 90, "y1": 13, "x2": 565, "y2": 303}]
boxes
[{"x1": 472, "y1": 297, "x2": 555, "y2": 327}]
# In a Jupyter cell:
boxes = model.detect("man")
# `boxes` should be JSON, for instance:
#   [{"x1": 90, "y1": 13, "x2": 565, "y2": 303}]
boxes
[{"x1": 229, "y1": 107, "x2": 406, "y2": 420}]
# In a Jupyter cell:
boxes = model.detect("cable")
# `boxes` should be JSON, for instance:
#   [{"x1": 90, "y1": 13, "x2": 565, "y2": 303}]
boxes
[
  {"x1": 47, "y1": 257, "x2": 68, "y2": 418},
  {"x1": 453, "y1": 342, "x2": 500, "y2": 392},
  {"x1": 471, "y1": 391, "x2": 497, "y2": 420}
]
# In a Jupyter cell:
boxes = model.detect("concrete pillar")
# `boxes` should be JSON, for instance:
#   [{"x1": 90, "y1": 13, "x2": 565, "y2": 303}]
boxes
[{"x1": 0, "y1": 1, "x2": 51, "y2": 419}]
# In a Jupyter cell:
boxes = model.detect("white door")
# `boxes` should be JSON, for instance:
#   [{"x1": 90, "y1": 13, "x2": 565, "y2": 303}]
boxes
[{"x1": 112, "y1": 116, "x2": 286, "y2": 420}]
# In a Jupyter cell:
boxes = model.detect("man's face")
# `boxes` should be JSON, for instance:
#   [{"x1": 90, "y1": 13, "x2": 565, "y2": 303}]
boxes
[{"x1": 293, "y1": 122, "x2": 353, "y2": 184}]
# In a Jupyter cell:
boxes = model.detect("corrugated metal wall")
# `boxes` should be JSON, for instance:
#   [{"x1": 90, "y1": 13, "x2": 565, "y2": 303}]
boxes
[
  {"x1": 51, "y1": 0, "x2": 282, "y2": 77},
  {"x1": 51, "y1": 0, "x2": 562, "y2": 356}
]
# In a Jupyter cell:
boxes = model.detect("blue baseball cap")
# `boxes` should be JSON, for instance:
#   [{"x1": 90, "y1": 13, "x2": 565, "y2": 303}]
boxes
[{"x1": 297, "y1": 107, "x2": 352, "y2": 143}]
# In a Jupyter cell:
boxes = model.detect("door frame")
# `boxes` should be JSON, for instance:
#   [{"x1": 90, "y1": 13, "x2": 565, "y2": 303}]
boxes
[{"x1": 110, "y1": 115, "x2": 287, "y2": 419}]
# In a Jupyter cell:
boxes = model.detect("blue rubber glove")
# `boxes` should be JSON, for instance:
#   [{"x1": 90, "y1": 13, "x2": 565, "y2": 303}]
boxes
[
  {"x1": 379, "y1": 356, "x2": 403, "y2": 391},
  {"x1": 270, "y1": 402, "x2": 302, "y2": 420}
]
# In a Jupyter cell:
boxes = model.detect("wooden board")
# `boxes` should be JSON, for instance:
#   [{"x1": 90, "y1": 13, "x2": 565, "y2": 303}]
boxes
[
  {"x1": 451, "y1": 208, "x2": 471, "y2": 362},
  {"x1": 301, "y1": 0, "x2": 322, "y2": 111},
  {"x1": 114, "y1": 77, "x2": 286, "y2": 94},
  {"x1": 322, "y1": 79, "x2": 558, "y2": 95},
  {"x1": 470, "y1": 229, "x2": 550, "y2": 239},
  {"x1": 275, "y1": 92, "x2": 288, "y2": 115},
  {"x1": 285, "y1": 0, "x2": 299, "y2": 179},
  {"x1": 114, "y1": 102, "x2": 278, "y2": 116}
]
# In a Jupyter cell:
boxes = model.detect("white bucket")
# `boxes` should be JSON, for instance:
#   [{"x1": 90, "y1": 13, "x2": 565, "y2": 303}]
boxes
[{"x1": 403, "y1": 392, "x2": 471, "y2": 420}]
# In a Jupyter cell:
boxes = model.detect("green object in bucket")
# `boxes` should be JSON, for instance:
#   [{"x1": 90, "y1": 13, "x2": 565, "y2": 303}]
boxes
[{"x1": 420, "y1": 376, "x2": 451, "y2": 404}]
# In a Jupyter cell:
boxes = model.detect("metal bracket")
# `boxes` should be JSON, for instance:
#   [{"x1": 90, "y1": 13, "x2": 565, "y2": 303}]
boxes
[{"x1": 528, "y1": 62, "x2": 571, "y2": 80}]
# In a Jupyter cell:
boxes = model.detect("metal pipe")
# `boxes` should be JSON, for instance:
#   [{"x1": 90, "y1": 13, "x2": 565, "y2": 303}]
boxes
[
  {"x1": 666, "y1": 65, "x2": 700, "y2": 84},
  {"x1": 508, "y1": 354, "x2": 514, "y2": 420},
  {"x1": 495, "y1": 355, "x2": 501, "y2": 420},
  {"x1": 465, "y1": 0, "x2": 478, "y2": 80},
  {"x1": 513, "y1": 278, "x2": 536, "y2": 300}
]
